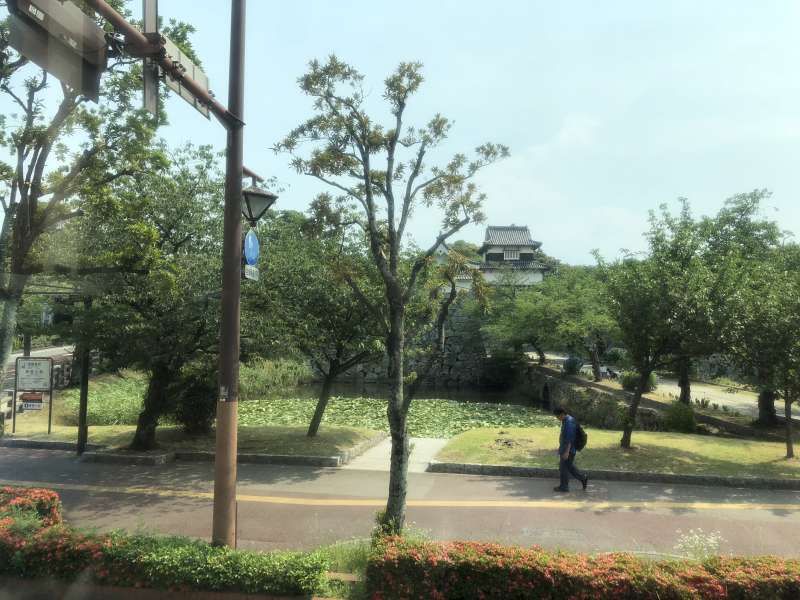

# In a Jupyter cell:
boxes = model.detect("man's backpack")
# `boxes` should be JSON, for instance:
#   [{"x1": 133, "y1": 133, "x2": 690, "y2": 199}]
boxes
[{"x1": 575, "y1": 422, "x2": 588, "y2": 451}]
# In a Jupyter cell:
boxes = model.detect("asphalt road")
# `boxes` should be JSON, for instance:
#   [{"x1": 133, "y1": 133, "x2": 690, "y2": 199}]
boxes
[{"x1": 1, "y1": 447, "x2": 798, "y2": 557}]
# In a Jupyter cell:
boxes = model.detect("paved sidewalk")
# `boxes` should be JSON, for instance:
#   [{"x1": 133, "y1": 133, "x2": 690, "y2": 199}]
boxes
[{"x1": 342, "y1": 437, "x2": 448, "y2": 472}]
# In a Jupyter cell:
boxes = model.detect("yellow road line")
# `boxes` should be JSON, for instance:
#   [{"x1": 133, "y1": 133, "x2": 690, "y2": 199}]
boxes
[{"x1": 1, "y1": 479, "x2": 797, "y2": 512}]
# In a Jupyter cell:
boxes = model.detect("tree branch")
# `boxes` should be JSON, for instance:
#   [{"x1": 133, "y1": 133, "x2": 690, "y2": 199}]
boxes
[
  {"x1": 403, "y1": 217, "x2": 470, "y2": 303},
  {"x1": 343, "y1": 273, "x2": 388, "y2": 335},
  {"x1": 398, "y1": 141, "x2": 428, "y2": 241}
]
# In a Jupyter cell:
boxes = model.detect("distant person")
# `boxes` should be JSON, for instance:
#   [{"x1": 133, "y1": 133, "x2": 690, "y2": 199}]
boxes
[{"x1": 553, "y1": 407, "x2": 588, "y2": 492}]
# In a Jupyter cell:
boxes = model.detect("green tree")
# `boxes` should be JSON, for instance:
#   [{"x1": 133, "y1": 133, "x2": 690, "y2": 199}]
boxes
[
  {"x1": 647, "y1": 201, "x2": 718, "y2": 404},
  {"x1": 0, "y1": 2, "x2": 198, "y2": 381},
  {"x1": 597, "y1": 254, "x2": 679, "y2": 448},
  {"x1": 77, "y1": 144, "x2": 223, "y2": 449},
  {"x1": 278, "y1": 57, "x2": 507, "y2": 533},
  {"x1": 698, "y1": 191, "x2": 784, "y2": 423},
  {"x1": 483, "y1": 284, "x2": 551, "y2": 365},
  {"x1": 247, "y1": 204, "x2": 384, "y2": 437},
  {"x1": 725, "y1": 244, "x2": 800, "y2": 457},
  {"x1": 542, "y1": 266, "x2": 617, "y2": 381}
]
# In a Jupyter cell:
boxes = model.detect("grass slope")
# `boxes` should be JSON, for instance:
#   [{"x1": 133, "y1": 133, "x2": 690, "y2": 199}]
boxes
[{"x1": 437, "y1": 427, "x2": 800, "y2": 479}]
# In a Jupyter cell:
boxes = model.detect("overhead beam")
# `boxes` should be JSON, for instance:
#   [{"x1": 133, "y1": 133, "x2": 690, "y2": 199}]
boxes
[
  {"x1": 84, "y1": 0, "x2": 237, "y2": 128},
  {"x1": 82, "y1": 0, "x2": 263, "y2": 181}
]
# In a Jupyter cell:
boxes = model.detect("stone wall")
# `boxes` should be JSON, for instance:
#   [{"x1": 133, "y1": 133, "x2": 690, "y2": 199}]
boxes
[{"x1": 521, "y1": 365, "x2": 666, "y2": 431}]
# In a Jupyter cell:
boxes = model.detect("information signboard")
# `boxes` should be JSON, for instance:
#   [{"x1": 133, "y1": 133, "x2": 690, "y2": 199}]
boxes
[
  {"x1": 243, "y1": 264, "x2": 259, "y2": 281},
  {"x1": 13, "y1": 357, "x2": 54, "y2": 434},
  {"x1": 21, "y1": 392, "x2": 43, "y2": 411},
  {"x1": 16, "y1": 358, "x2": 52, "y2": 391},
  {"x1": 162, "y1": 36, "x2": 210, "y2": 119}
]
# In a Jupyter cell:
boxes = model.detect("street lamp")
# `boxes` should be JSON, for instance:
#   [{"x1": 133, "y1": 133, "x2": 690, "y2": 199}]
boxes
[{"x1": 241, "y1": 184, "x2": 278, "y2": 227}]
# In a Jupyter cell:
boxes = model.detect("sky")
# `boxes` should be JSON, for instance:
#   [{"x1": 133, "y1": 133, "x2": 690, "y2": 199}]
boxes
[{"x1": 8, "y1": 1, "x2": 800, "y2": 264}]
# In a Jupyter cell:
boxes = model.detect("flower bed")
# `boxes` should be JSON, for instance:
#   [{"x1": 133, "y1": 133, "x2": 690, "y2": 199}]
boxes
[
  {"x1": 0, "y1": 486, "x2": 62, "y2": 526},
  {"x1": 0, "y1": 487, "x2": 328, "y2": 597},
  {"x1": 366, "y1": 537, "x2": 800, "y2": 599}
]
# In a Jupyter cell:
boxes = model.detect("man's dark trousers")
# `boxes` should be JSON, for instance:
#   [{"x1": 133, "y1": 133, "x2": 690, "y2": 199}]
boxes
[{"x1": 559, "y1": 453, "x2": 585, "y2": 490}]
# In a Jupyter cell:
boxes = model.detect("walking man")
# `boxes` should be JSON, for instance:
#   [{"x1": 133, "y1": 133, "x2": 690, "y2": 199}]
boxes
[{"x1": 553, "y1": 407, "x2": 588, "y2": 492}]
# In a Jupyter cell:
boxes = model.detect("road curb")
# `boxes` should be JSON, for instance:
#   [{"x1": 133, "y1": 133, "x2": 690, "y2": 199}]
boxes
[
  {"x1": 0, "y1": 439, "x2": 102, "y2": 452},
  {"x1": 81, "y1": 450, "x2": 175, "y2": 466},
  {"x1": 427, "y1": 461, "x2": 800, "y2": 490},
  {"x1": 3, "y1": 431, "x2": 388, "y2": 468},
  {"x1": 339, "y1": 431, "x2": 389, "y2": 465},
  {"x1": 175, "y1": 451, "x2": 340, "y2": 467}
]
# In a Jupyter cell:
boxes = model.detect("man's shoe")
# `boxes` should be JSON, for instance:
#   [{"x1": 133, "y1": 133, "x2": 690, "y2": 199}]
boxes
[
  {"x1": 581, "y1": 476, "x2": 589, "y2": 491},
  {"x1": 553, "y1": 486, "x2": 569, "y2": 493}
]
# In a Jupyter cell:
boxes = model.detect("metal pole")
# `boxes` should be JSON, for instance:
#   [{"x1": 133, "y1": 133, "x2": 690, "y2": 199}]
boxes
[
  {"x1": 11, "y1": 358, "x2": 18, "y2": 434},
  {"x1": 212, "y1": 0, "x2": 246, "y2": 548},
  {"x1": 77, "y1": 298, "x2": 92, "y2": 455},
  {"x1": 47, "y1": 358, "x2": 53, "y2": 435}
]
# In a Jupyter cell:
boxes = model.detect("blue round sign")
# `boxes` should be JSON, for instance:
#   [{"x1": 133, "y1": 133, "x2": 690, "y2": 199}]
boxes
[{"x1": 244, "y1": 230, "x2": 260, "y2": 266}]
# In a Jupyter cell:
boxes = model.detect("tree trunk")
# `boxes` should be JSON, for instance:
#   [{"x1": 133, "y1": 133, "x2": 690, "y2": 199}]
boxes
[
  {"x1": 785, "y1": 398, "x2": 795, "y2": 459},
  {"x1": 382, "y1": 305, "x2": 410, "y2": 535},
  {"x1": 621, "y1": 370, "x2": 651, "y2": 449},
  {"x1": 757, "y1": 389, "x2": 778, "y2": 426},
  {"x1": 22, "y1": 333, "x2": 31, "y2": 357},
  {"x1": 0, "y1": 275, "x2": 29, "y2": 385},
  {"x1": 130, "y1": 366, "x2": 169, "y2": 451},
  {"x1": 307, "y1": 369, "x2": 336, "y2": 437},
  {"x1": 590, "y1": 346, "x2": 602, "y2": 382},
  {"x1": 678, "y1": 357, "x2": 691, "y2": 404},
  {"x1": 533, "y1": 341, "x2": 545, "y2": 365}
]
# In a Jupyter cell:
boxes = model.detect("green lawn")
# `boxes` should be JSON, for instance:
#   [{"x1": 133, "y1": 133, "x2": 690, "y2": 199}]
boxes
[
  {"x1": 437, "y1": 426, "x2": 800, "y2": 480},
  {"x1": 11, "y1": 424, "x2": 377, "y2": 457}
]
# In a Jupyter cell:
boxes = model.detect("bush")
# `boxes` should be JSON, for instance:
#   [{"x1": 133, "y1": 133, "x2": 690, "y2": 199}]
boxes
[
  {"x1": 0, "y1": 487, "x2": 329, "y2": 596},
  {"x1": 620, "y1": 370, "x2": 658, "y2": 393},
  {"x1": 0, "y1": 487, "x2": 61, "y2": 527},
  {"x1": 563, "y1": 391, "x2": 628, "y2": 430},
  {"x1": 239, "y1": 358, "x2": 314, "y2": 399},
  {"x1": 562, "y1": 356, "x2": 583, "y2": 376},
  {"x1": 664, "y1": 401, "x2": 697, "y2": 433},
  {"x1": 603, "y1": 347, "x2": 630, "y2": 368},
  {"x1": 100, "y1": 534, "x2": 328, "y2": 595},
  {"x1": 366, "y1": 537, "x2": 800, "y2": 600},
  {"x1": 169, "y1": 362, "x2": 217, "y2": 435}
]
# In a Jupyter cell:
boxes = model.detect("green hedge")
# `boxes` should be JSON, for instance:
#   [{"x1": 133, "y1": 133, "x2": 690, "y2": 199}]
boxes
[
  {"x1": 0, "y1": 487, "x2": 328, "y2": 596},
  {"x1": 366, "y1": 537, "x2": 800, "y2": 599}
]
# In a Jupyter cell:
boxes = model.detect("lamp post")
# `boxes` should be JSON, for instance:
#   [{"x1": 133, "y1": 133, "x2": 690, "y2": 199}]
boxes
[
  {"x1": 241, "y1": 184, "x2": 278, "y2": 228},
  {"x1": 212, "y1": 0, "x2": 247, "y2": 549}
]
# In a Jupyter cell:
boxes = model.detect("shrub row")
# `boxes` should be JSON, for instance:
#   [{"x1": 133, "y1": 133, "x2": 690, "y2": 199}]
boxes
[
  {"x1": 0, "y1": 487, "x2": 328, "y2": 597},
  {"x1": 366, "y1": 537, "x2": 800, "y2": 600}
]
